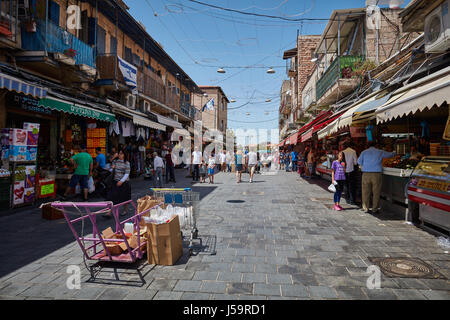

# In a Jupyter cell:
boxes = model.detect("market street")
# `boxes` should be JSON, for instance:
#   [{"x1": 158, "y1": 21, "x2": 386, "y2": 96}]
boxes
[{"x1": 0, "y1": 170, "x2": 449, "y2": 300}]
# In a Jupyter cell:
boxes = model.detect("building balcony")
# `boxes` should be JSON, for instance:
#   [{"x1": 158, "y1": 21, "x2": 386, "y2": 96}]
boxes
[
  {"x1": 0, "y1": 8, "x2": 20, "y2": 48},
  {"x1": 165, "y1": 87, "x2": 180, "y2": 112},
  {"x1": 21, "y1": 19, "x2": 95, "y2": 68},
  {"x1": 316, "y1": 55, "x2": 363, "y2": 105}
]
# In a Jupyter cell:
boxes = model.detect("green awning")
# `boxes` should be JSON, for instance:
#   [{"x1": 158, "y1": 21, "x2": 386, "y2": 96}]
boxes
[{"x1": 39, "y1": 97, "x2": 115, "y2": 122}]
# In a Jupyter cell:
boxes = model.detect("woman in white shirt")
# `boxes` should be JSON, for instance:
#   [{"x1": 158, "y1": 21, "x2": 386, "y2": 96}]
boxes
[{"x1": 208, "y1": 153, "x2": 216, "y2": 184}]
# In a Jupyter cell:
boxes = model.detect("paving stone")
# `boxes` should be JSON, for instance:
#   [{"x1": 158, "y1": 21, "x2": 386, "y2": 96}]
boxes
[
  {"x1": 153, "y1": 291, "x2": 183, "y2": 300},
  {"x1": 19, "y1": 284, "x2": 59, "y2": 298},
  {"x1": 362, "y1": 288, "x2": 398, "y2": 300},
  {"x1": 73, "y1": 287, "x2": 106, "y2": 300},
  {"x1": 231, "y1": 263, "x2": 255, "y2": 273},
  {"x1": 212, "y1": 293, "x2": 239, "y2": 300},
  {"x1": 308, "y1": 286, "x2": 338, "y2": 299},
  {"x1": 391, "y1": 289, "x2": 428, "y2": 300},
  {"x1": 181, "y1": 292, "x2": 212, "y2": 300},
  {"x1": 239, "y1": 295, "x2": 267, "y2": 300},
  {"x1": 255, "y1": 264, "x2": 277, "y2": 273},
  {"x1": 292, "y1": 273, "x2": 319, "y2": 286},
  {"x1": 280, "y1": 285, "x2": 309, "y2": 298},
  {"x1": 335, "y1": 287, "x2": 369, "y2": 300},
  {"x1": 218, "y1": 272, "x2": 242, "y2": 282},
  {"x1": 0, "y1": 284, "x2": 32, "y2": 297},
  {"x1": 193, "y1": 271, "x2": 218, "y2": 281},
  {"x1": 242, "y1": 273, "x2": 266, "y2": 284},
  {"x1": 200, "y1": 281, "x2": 228, "y2": 294},
  {"x1": 173, "y1": 280, "x2": 202, "y2": 292},
  {"x1": 227, "y1": 283, "x2": 253, "y2": 295},
  {"x1": 419, "y1": 290, "x2": 450, "y2": 300},
  {"x1": 146, "y1": 279, "x2": 178, "y2": 291},
  {"x1": 254, "y1": 284, "x2": 281, "y2": 296},
  {"x1": 96, "y1": 288, "x2": 130, "y2": 300},
  {"x1": 267, "y1": 274, "x2": 292, "y2": 284}
]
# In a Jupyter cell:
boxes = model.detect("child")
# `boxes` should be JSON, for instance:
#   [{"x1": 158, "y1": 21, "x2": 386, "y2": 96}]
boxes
[
  {"x1": 199, "y1": 160, "x2": 207, "y2": 183},
  {"x1": 331, "y1": 151, "x2": 346, "y2": 211},
  {"x1": 208, "y1": 153, "x2": 216, "y2": 184}
]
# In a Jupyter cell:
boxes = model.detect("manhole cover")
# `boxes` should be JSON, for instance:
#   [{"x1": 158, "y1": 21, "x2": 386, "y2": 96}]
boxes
[
  {"x1": 369, "y1": 257, "x2": 446, "y2": 279},
  {"x1": 227, "y1": 200, "x2": 245, "y2": 204},
  {"x1": 272, "y1": 200, "x2": 295, "y2": 204}
]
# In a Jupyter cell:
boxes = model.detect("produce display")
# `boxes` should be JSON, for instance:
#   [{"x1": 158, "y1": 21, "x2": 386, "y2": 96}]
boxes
[{"x1": 383, "y1": 156, "x2": 420, "y2": 170}]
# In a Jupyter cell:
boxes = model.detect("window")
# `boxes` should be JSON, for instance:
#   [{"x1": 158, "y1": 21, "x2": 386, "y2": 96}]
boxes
[
  {"x1": 221, "y1": 120, "x2": 224, "y2": 131},
  {"x1": 96, "y1": 26, "x2": 106, "y2": 55},
  {"x1": 110, "y1": 36, "x2": 117, "y2": 54},
  {"x1": 185, "y1": 93, "x2": 190, "y2": 102},
  {"x1": 124, "y1": 47, "x2": 132, "y2": 64}
]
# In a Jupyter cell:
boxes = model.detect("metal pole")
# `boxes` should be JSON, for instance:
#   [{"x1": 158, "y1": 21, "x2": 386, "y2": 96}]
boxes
[
  {"x1": 94, "y1": 0, "x2": 98, "y2": 57},
  {"x1": 45, "y1": 0, "x2": 49, "y2": 54},
  {"x1": 337, "y1": 14, "x2": 341, "y2": 57}
]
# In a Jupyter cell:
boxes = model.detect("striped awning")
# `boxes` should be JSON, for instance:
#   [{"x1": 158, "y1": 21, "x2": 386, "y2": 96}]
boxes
[{"x1": 0, "y1": 72, "x2": 48, "y2": 99}]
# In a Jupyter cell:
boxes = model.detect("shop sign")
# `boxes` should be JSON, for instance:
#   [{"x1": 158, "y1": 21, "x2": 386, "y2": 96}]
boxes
[
  {"x1": 350, "y1": 126, "x2": 366, "y2": 138},
  {"x1": 7, "y1": 93, "x2": 52, "y2": 115},
  {"x1": 417, "y1": 179, "x2": 450, "y2": 193},
  {"x1": 40, "y1": 183, "x2": 55, "y2": 196},
  {"x1": 444, "y1": 115, "x2": 450, "y2": 141}
]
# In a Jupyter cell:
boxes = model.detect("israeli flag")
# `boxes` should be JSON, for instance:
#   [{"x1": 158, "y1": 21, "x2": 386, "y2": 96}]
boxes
[
  {"x1": 202, "y1": 98, "x2": 214, "y2": 112},
  {"x1": 118, "y1": 57, "x2": 137, "y2": 89}
]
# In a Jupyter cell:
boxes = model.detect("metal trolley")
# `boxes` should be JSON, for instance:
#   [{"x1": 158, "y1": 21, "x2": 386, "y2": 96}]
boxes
[{"x1": 151, "y1": 188, "x2": 201, "y2": 254}]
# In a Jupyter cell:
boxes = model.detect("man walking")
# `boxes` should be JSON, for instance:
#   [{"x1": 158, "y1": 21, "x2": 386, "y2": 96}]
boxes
[
  {"x1": 165, "y1": 148, "x2": 176, "y2": 183},
  {"x1": 220, "y1": 150, "x2": 227, "y2": 172},
  {"x1": 63, "y1": 145, "x2": 93, "y2": 201},
  {"x1": 153, "y1": 152, "x2": 165, "y2": 188},
  {"x1": 342, "y1": 142, "x2": 358, "y2": 205},
  {"x1": 226, "y1": 151, "x2": 233, "y2": 172},
  {"x1": 291, "y1": 149, "x2": 298, "y2": 172},
  {"x1": 307, "y1": 148, "x2": 315, "y2": 179},
  {"x1": 95, "y1": 147, "x2": 106, "y2": 170},
  {"x1": 247, "y1": 149, "x2": 258, "y2": 183},
  {"x1": 357, "y1": 142, "x2": 395, "y2": 214},
  {"x1": 192, "y1": 147, "x2": 202, "y2": 182}
]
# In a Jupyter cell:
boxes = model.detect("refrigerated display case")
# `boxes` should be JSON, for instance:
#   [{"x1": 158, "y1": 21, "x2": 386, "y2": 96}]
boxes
[{"x1": 407, "y1": 156, "x2": 450, "y2": 233}]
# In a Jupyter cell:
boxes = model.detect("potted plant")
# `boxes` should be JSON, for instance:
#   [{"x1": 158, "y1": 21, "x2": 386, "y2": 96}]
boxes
[{"x1": 63, "y1": 48, "x2": 77, "y2": 58}]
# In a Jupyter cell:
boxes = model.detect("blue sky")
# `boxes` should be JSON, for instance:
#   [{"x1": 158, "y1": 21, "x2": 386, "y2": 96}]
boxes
[{"x1": 126, "y1": 0, "x2": 411, "y2": 143}]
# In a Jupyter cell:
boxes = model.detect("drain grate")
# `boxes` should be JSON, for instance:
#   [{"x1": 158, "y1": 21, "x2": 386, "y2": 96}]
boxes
[
  {"x1": 272, "y1": 199, "x2": 295, "y2": 204},
  {"x1": 368, "y1": 257, "x2": 446, "y2": 279}
]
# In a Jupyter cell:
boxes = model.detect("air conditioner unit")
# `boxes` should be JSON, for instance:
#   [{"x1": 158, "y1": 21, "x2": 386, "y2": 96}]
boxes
[
  {"x1": 123, "y1": 93, "x2": 136, "y2": 109},
  {"x1": 171, "y1": 114, "x2": 178, "y2": 122},
  {"x1": 424, "y1": 0, "x2": 450, "y2": 53},
  {"x1": 139, "y1": 100, "x2": 150, "y2": 113}
]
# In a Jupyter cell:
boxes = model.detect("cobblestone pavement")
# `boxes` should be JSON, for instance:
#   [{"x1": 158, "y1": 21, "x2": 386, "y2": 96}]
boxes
[{"x1": 0, "y1": 169, "x2": 449, "y2": 300}]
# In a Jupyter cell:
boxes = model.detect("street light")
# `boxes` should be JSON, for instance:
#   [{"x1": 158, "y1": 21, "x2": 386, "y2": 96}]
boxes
[
  {"x1": 230, "y1": 99, "x2": 236, "y2": 103},
  {"x1": 217, "y1": 68, "x2": 226, "y2": 74},
  {"x1": 266, "y1": 67, "x2": 276, "y2": 74}
]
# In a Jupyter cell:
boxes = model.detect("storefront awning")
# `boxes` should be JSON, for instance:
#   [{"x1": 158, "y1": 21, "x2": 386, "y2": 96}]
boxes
[
  {"x1": 133, "y1": 115, "x2": 166, "y2": 131},
  {"x1": 153, "y1": 113, "x2": 183, "y2": 129},
  {"x1": 39, "y1": 96, "x2": 115, "y2": 122},
  {"x1": 352, "y1": 93, "x2": 393, "y2": 125},
  {"x1": 301, "y1": 128, "x2": 313, "y2": 142},
  {"x1": 0, "y1": 72, "x2": 48, "y2": 99},
  {"x1": 289, "y1": 132, "x2": 299, "y2": 145},
  {"x1": 376, "y1": 67, "x2": 450, "y2": 124},
  {"x1": 106, "y1": 99, "x2": 166, "y2": 131}
]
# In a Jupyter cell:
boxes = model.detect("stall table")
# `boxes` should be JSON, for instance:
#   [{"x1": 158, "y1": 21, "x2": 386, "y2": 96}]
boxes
[{"x1": 381, "y1": 167, "x2": 413, "y2": 206}]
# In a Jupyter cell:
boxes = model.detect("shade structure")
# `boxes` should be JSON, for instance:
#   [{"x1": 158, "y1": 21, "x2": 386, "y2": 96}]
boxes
[
  {"x1": 0, "y1": 72, "x2": 48, "y2": 99},
  {"x1": 376, "y1": 66, "x2": 450, "y2": 124},
  {"x1": 39, "y1": 96, "x2": 115, "y2": 122}
]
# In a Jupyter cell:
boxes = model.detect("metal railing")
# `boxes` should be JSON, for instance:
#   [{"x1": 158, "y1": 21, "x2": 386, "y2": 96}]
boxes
[
  {"x1": 316, "y1": 55, "x2": 363, "y2": 101},
  {"x1": 21, "y1": 19, "x2": 95, "y2": 67}
]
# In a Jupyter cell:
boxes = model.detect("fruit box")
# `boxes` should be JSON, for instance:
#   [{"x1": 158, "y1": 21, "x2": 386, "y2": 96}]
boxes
[{"x1": 41, "y1": 203, "x2": 65, "y2": 220}]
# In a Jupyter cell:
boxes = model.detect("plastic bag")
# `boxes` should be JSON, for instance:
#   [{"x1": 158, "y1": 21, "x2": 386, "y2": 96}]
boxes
[
  {"x1": 328, "y1": 183, "x2": 336, "y2": 193},
  {"x1": 88, "y1": 177, "x2": 95, "y2": 194},
  {"x1": 437, "y1": 237, "x2": 450, "y2": 250}
]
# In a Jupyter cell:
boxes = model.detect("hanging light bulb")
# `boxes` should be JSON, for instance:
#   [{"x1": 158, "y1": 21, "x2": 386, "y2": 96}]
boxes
[
  {"x1": 266, "y1": 67, "x2": 276, "y2": 74},
  {"x1": 217, "y1": 68, "x2": 226, "y2": 74}
]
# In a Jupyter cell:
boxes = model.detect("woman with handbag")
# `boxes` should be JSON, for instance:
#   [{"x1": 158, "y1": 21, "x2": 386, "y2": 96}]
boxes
[
  {"x1": 331, "y1": 151, "x2": 346, "y2": 211},
  {"x1": 104, "y1": 149, "x2": 132, "y2": 218}
]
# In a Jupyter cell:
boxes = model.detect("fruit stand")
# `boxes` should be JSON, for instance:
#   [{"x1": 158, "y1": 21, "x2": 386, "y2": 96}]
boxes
[{"x1": 381, "y1": 156, "x2": 420, "y2": 205}]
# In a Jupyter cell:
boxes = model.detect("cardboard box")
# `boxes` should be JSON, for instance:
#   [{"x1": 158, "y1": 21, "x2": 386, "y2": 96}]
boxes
[
  {"x1": 13, "y1": 181, "x2": 25, "y2": 205},
  {"x1": 26, "y1": 131, "x2": 39, "y2": 146},
  {"x1": 9, "y1": 129, "x2": 27, "y2": 146},
  {"x1": 26, "y1": 146, "x2": 37, "y2": 161},
  {"x1": 23, "y1": 123, "x2": 40, "y2": 133},
  {"x1": 41, "y1": 203, "x2": 64, "y2": 220},
  {"x1": 146, "y1": 215, "x2": 183, "y2": 266},
  {"x1": 9, "y1": 145, "x2": 27, "y2": 161}
]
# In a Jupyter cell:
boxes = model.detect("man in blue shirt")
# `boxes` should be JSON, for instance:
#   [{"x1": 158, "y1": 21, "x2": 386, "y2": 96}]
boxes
[
  {"x1": 357, "y1": 142, "x2": 395, "y2": 214},
  {"x1": 291, "y1": 150, "x2": 298, "y2": 172},
  {"x1": 95, "y1": 147, "x2": 106, "y2": 170}
]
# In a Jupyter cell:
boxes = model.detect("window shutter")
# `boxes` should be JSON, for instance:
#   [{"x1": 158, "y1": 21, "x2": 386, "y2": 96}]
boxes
[
  {"x1": 48, "y1": 0, "x2": 60, "y2": 25},
  {"x1": 88, "y1": 18, "x2": 96, "y2": 45}
]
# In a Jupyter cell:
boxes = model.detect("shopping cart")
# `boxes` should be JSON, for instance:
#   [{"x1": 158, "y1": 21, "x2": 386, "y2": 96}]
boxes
[
  {"x1": 150, "y1": 188, "x2": 201, "y2": 254},
  {"x1": 52, "y1": 200, "x2": 160, "y2": 264}
]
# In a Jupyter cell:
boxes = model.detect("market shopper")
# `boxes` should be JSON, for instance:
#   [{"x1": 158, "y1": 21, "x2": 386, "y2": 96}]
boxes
[
  {"x1": 291, "y1": 149, "x2": 298, "y2": 172},
  {"x1": 192, "y1": 147, "x2": 202, "y2": 182},
  {"x1": 165, "y1": 148, "x2": 176, "y2": 184},
  {"x1": 220, "y1": 151, "x2": 227, "y2": 172},
  {"x1": 208, "y1": 152, "x2": 216, "y2": 184},
  {"x1": 247, "y1": 149, "x2": 258, "y2": 183},
  {"x1": 105, "y1": 149, "x2": 131, "y2": 217},
  {"x1": 63, "y1": 145, "x2": 93, "y2": 201},
  {"x1": 331, "y1": 151, "x2": 347, "y2": 211},
  {"x1": 342, "y1": 143, "x2": 358, "y2": 205},
  {"x1": 153, "y1": 151, "x2": 165, "y2": 188},
  {"x1": 307, "y1": 148, "x2": 315, "y2": 179},
  {"x1": 235, "y1": 150, "x2": 244, "y2": 183},
  {"x1": 199, "y1": 160, "x2": 207, "y2": 183},
  {"x1": 95, "y1": 147, "x2": 106, "y2": 170},
  {"x1": 226, "y1": 151, "x2": 233, "y2": 172},
  {"x1": 357, "y1": 142, "x2": 396, "y2": 214}
]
